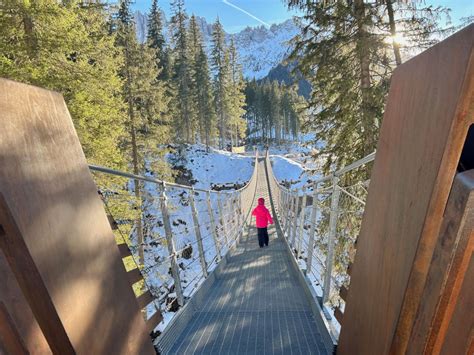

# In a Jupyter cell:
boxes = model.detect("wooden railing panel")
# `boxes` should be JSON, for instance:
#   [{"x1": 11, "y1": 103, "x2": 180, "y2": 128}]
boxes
[
  {"x1": 338, "y1": 24, "x2": 474, "y2": 354},
  {"x1": 0, "y1": 79, "x2": 154, "y2": 354}
]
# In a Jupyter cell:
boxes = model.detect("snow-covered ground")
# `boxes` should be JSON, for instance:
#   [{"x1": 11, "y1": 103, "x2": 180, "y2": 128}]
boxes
[{"x1": 168, "y1": 144, "x2": 254, "y2": 190}]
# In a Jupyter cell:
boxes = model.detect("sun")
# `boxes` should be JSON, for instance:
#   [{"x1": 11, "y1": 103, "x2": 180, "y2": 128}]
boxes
[{"x1": 387, "y1": 33, "x2": 409, "y2": 47}]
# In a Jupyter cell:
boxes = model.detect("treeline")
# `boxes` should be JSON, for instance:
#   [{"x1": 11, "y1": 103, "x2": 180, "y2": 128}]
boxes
[{"x1": 245, "y1": 80, "x2": 305, "y2": 144}]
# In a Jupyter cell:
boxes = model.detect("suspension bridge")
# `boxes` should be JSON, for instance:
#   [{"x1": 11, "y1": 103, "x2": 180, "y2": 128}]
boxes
[{"x1": 0, "y1": 24, "x2": 473, "y2": 355}]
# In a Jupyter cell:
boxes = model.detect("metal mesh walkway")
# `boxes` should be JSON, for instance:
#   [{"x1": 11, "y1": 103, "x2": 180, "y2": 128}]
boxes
[{"x1": 164, "y1": 159, "x2": 330, "y2": 354}]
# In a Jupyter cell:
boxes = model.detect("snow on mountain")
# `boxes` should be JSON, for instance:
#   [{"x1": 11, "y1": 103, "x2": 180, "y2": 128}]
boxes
[
  {"x1": 133, "y1": 11, "x2": 298, "y2": 80},
  {"x1": 232, "y1": 20, "x2": 299, "y2": 79}
]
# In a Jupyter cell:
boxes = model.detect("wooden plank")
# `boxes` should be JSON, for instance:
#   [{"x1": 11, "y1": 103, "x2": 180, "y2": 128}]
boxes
[
  {"x1": 118, "y1": 243, "x2": 132, "y2": 258},
  {"x1": 339, "y1": 285, "x2": 348, "y2": 302},
  {"x1": 0, "y1": 244, "x2": 52, "y2": 354},
  {"x1": 346, "y1": 262, "x2": 353, "y2": 277},
  {"x1": 0, "y1": 79, "x2": 154, "y2": 354},
  {"x1": 0, "y1": 194, "x2": 75, "y2": 354},
  {"x1": 0, "y1": 301, "x2": 29, "y2": 355},
  {"x1": 137, "y1": 290, "x2": 154, "y2": 309},
  {"x1": 146, "y1": 310, "x2": 163, "y2": 334},
  {"x1": 107, "y1": 214, "x2": 118, "y2": 230},
  {"x1": 334, "y1": 307, "x2": 344, "y2": 325},
  {"x1": 408, "y1": 170, "x2": 474, "y2": 354},
  {"x1": 127, "y1": 268, "x2": 144, "y2": 285},
  {"x1": 338, "y1": 24, "x2": 474, "y2": 355}
]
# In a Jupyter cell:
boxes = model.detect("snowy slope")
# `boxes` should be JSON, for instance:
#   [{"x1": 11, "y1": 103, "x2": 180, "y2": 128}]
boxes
[{"x1": 168, "y1": 144, "x2": 254, "y2": 190}]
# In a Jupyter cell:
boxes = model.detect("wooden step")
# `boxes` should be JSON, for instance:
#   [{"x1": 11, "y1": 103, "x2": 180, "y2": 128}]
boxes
[
  {"x1": 127, "y1": 268, "x2": 143, "y2": 285},
  {"x1": 146, "y1": 310, "x2": 163, "y2": 333},
  {"x1": 137, "y1": 290, "x2": 154, "y2": 309},
  {"x1": 334, "y1": 306, "x2": 344, "y2": 324},
  {"x1": 117, "y1": 243, "x2": 132, "y2": 258},
  {"x1": 339, "y1": 285, "x2": 349, "y2": 302}
]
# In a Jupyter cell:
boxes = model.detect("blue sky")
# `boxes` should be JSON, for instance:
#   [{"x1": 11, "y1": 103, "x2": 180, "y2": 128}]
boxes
[{"x1": 130, "y1": 0, "x2": 473, "y2": 34}]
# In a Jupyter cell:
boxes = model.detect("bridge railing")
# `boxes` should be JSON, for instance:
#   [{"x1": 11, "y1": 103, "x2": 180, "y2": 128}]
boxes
[
  {"x1": 265, "y1": 150, "x2": 375, "y2": 335},
  {"x1": 88, "y1": 150, "x2": 259, "y2": 334}
]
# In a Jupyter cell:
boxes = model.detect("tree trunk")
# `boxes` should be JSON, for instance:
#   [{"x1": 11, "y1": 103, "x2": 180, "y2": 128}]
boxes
[
  {"x1": 354, "y1": 0, "x2": 375, "y2": 157},
  {"x1": 386, "y1": 0, "x2": 402, "y2": 66}
]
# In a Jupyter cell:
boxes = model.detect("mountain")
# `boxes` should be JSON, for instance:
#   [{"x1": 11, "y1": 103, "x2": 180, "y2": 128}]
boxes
[
  {"x1": 133, "y1": 11, "x2": 299, "y2": 80},
  {"x1": 231, "y1": 20, "x2": 299, "y2": 79}
]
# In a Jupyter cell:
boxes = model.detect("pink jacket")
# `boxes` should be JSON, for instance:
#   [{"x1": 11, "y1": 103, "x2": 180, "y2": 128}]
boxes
[{"x1": 252, "y1": 198, "x2": 273, "y2": 228}]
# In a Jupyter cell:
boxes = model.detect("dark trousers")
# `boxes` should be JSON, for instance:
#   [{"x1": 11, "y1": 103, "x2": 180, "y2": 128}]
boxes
[{"x1": 257, "y1": 227, "x2": 269, "y2": 247}]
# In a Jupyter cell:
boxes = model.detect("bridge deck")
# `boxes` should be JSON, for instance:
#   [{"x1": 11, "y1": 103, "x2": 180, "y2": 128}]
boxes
[{"x1": 165, "y1": 159, "x2": 330, "y2": 354}]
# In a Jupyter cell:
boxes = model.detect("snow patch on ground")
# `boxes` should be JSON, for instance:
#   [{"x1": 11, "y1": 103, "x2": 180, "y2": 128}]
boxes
[
  {"x1": 271, "y1": 155, "x2": 319, "y2": 190},
  {"x1": 169, "y1": 144, "x2": 254, "y2": 190}
]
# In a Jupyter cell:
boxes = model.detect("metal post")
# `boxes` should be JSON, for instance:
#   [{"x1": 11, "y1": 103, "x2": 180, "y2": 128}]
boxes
[
  {"x1": 297, "y1": 187, "x2": 307, "y2": 259},
  {"x1": 284, "y1": 193, "x2": 294, "y2": 237},
  {"x1": 217, "y1": 191, "x2": 228, "y2": 248},
  {"x1": 283, "y1": 192, "x2": 290, "y2": 228},
  {"x1": 207, "y1": 191, "x2": 221, "y2": 261},
  {"x1": 160, "y1": 183, "x2": 184, "y2": 306},
  {"x1": 322, "y1": 176, "x2": 341, "y2": 304},
  {"x1": 189, "y1": 188, "x2": 208, "y2": 278},
  {"x1": 291, "y1": 192, "x2": 300, "y2": 247},
  {"x1": 306, "y1": 183, "x2": 319, "y2": 276}
]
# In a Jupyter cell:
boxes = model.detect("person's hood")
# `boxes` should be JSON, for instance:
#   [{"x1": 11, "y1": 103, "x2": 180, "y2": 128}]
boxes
[{"x1": 258, "y1": 198, "x2": 265, "y2": 206}]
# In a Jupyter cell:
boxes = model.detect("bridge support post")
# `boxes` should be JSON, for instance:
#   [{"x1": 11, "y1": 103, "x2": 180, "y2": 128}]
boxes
[
  {"x1": 217, "y1": 192, "x2": 229, "y2": 248},
  {"x1": 297, "y1": 187, "x2": 307, "y2": 259},
  {"x1": 291, "y1": 192, "x2": 300, "y2": 248},
  {"x1": 189, "y1": 188, "x2": 208, "y2": 278},
  {"x1": 207, "y1": 191, "x2": 222, "y2": 261},
  {"x1": 306, "y1": 183, "x2": 319, "y2": 278},
  {"x1": 160, "y1": 183, "x2": 185, "y2": 306},
  {"x1": 284, "y1": 192, "x2": 294, "y2": 238},
  {"x1": 322, "y1": 176, "x2": 341, "y2": 304}
]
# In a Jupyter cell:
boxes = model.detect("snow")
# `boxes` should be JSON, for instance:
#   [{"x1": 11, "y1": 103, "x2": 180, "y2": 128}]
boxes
[
  {"x1": 271, "y1": 155, "x2": 319, "y2": 190},
  {"x1": 134, "y1": 10, "x2": 299, "y2": 80},
  {"x1": 171, "y1": 144, "x2": 254, "y2": 190}
]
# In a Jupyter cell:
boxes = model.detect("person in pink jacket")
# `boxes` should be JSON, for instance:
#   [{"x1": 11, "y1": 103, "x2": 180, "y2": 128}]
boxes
[{"x1": 252, "y1": 197, "x2": 274, "y2": 248}]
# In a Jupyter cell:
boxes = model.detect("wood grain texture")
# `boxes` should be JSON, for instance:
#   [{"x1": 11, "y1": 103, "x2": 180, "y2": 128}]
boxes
[
  {"x1": 0, "y1": 79, "x2": 154, "y2": 354},
  {"x1": 338, "y1": 24, "x2": 474, "y2": 355},
  {"x1": 0, "y1": 250, "x2": 52, "y2": 354},
  {"x1": 0, "y1": 193, "x2": 74, "y2": 354},
  {"x1": 0, "y1": 301, "x2": 29, "y2": 355},
  {"x1": 409, "y1": 170, "x2": 474, "y2": 354}
]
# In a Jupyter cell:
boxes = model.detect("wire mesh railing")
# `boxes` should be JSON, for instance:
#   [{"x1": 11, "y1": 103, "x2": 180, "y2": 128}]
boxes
[
  {"x1": 89, "y1": 150, "x2": 259, "y2": 334},
  {"x1": 265, "y1": 150, "x2": 375, "y2": 336}
]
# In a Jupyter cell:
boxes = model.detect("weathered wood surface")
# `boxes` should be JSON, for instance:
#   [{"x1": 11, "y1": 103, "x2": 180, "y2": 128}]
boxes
[
  {"x1": 408, "y1": 170, "x2": 474, "y2": 354},
  {"x1": 0, "y1": 79, "x2": 154, "y2": 354},
  {"x1": 338, "y1": 24, "x2": 474, "y2": 354}
]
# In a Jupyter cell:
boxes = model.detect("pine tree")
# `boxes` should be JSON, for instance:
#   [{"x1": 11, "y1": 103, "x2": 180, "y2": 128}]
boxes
[
  {"x1": 287, "y1": 0, "x2": 449, "y2": 172},
  {"x1": 116, "y1": 0, "x2": 167, "y2": 265},
  {"x1": 227, "y1": 38, "x2": 247, "y2": 149},
  {"x1": 188, "y1": 15, "x2": 216, "y2": 148},
  {"x1": 147, "y1": 0, "x2": 167, "y2": 78},
  {"x1": 170, "y1": 0, "x2": 194, "y2": 143},
  {"x1": 211, "y1": 18, "x2": 228, "y2": 149},
  {"x1": 0, "y1": 0, "x2": 127, "y2": 168}
]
